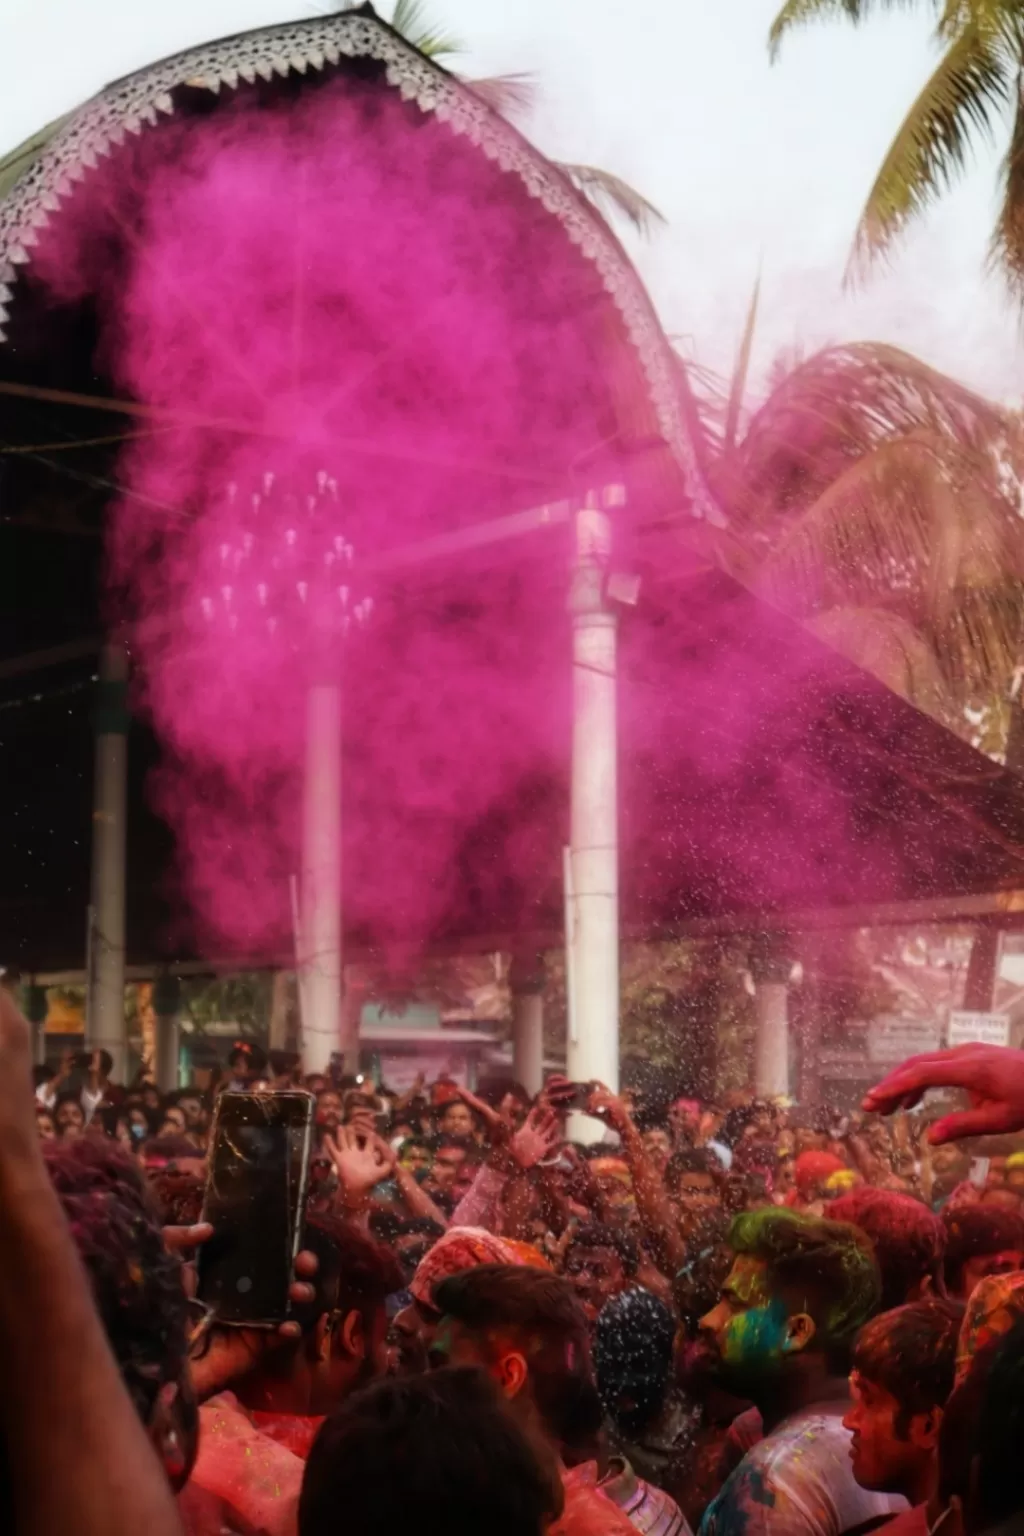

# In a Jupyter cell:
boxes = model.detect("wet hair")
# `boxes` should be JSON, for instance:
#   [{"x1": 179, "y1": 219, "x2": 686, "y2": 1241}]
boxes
[
  {"x1": 852, "y1": 1299, "x2": 963, "y2": 1436},
  {"x1": 942, "y1": 1206, "x2": 1024, "y2": 1294},
  {"x1": 299, "y1": 1367, "x2": 561, "y2": 1536},
  {"x1": 566, "y1": 1224, "x2": 639, "y2": 1278},
  {"x1": 945, "y1": 1198, "x2": 1024, "y2": 1296},
  {"x1": 831, "y1": 1187, "x2": 946, "y2": 1311},
  {"x1": 433, "y1": 1264, "x2": 595, "y2": 1452},
  {"x1": 593, "y1": 1289, "x2": 675, "y2": 1437},
  {"x1": 728, "y1": 1208, "x2": 881, "y2": 1369},
  {"x1": 42, "y1": 1137, "x2": 189, "y2": 1424},
  {"x1": 972, "y1": 1317, "x2": 1024, "y2": 1530}
]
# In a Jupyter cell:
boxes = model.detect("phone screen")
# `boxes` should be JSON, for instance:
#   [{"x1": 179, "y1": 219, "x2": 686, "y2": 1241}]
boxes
[{"x1": 197, "y1": 1091, "x2": 314, "y2": 1325}]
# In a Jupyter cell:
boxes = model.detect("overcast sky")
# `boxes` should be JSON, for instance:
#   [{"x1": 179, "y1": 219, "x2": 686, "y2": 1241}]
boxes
[{"x1": 3, "y1": 0, "x2": 1020, "y2": 402}]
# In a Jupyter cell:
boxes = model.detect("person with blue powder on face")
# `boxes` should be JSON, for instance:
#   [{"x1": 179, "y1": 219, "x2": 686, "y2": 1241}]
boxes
[{"x1": 698, "y1": 1210, "x2": 903, "y2": 1536}]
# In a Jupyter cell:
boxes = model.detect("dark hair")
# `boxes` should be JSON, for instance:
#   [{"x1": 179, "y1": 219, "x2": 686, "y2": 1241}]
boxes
[
  {"x1": 852, "y1": 1299, "x2": 963, "y2": 1435},
  {"x1": 474, "y1": 1078, "x2": 531, "y2": 1112},
  {"x1": 299, "y1": 1367, "x2": 561, "y2": 1536},
  {"x1": 729, "y1": 1208, "x2": 881, "y2": 1369},
  {"x1": 566, "y1": 1224, "x2": 639, "y2": 1278},
  {"x1": 141, "y1": 1135, "x2": 202, "y2": 1163},
  {"x1": 433, "y1": 1265, "x2": 594, "y2": 1451},
  {"x1": 228, "y1": 1042, "x2": 266, "y2": 1073},
  {"x1": 831, "y1": 1187, "x2": 946, "y2": 1311},
  {"x1": 942, "y1": 1206, "x2": 1024, "y2": 1293},
  {"x1": 53, "y1": 1088, "x2": 85, "y2": 1115},
  {"x1": 168, "y1": 1086, "x2": 205, "y2": 1107},
  {"x1": 435, "y1": 1132, "x2": 482, "y2": 1160},
  {"x1": 593, "y1": 1289, "x2": 675, "y2": 1437},
  {"x1": 42, "y1": 1138, "x2": 189, "y2": 1424},
  {"x1": 972, "y1": 1317, "x2": 1024, "y2": 1529}
]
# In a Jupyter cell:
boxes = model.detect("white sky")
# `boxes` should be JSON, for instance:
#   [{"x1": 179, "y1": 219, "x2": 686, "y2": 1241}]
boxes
[{"x1": 3, "y1": 0, "x2": 1021, "y2": 402}]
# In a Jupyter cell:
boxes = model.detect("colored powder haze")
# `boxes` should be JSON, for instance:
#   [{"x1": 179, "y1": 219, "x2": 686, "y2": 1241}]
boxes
[{"x1": 8, "y1": 3, "x2": 1016, "y2": 960}]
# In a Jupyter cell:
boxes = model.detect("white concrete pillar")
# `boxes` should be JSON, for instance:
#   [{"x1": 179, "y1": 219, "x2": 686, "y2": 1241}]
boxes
[
  {"x1": 751, "y1": 941, "x2": 792, "y2": 1100},
  {"x1": 301, "y1": 683, "x2": 343, "y2": 1074},
  {"x1": 87, "y1": 643, "x2": 129, "y2": 1082},
  {"x1": 566, "y1": 497, "x2": 620, "y2": 1115},
  {"x1": 269, "y1": 970, "x2": 293, "y2": 1053},
  {"x1": 510, "y1": 955, "x2": 545, "y2": 1096},
  {"x1": 340, "y1": 965, "x2": 364, "y2": 1077},
  {"x1": 153, "y1": 975, "x2": 182, "y2": 1094}
]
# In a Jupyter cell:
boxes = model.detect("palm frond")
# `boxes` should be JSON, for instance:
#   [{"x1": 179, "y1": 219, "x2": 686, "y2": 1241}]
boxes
[
  {"x1": 729, "y1": 342, "x2": 1005, "y2": 540},
  {"x1": 465, "y1": 73, "x2": 537, "y2": 119},
  {"x1": 558, "y1": 164, "x2": 665, "y2": 236},
  {"x1": 389, "y1": 0, "x2": 463, "y2": 59},
  {"x1": 769, "y1": 0, "x2": 933, "y2": 61},
  {"x1": 805, "y1": 605, "x2": 951, "y2": 714},
  {"x1": 989, "y1": 72, "x2": 1024, "y2": 298},
  {"x1": 0, "y1": 113, "x2": 71, "y2": 203},
  {"x1": 723, "y1": 276, "x2": 761, "y2": 454},
  {"x1": 849, "y1": 18, "x2": 1014, "y2": 273}
]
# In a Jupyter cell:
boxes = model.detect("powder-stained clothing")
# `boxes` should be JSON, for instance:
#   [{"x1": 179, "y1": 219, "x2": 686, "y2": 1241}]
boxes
[
  {"x1": 599, "y1": 1456, "x2": 693, "y2": 1536},
  {"x1": 699, "y1": 1406, "x2": 904, "y2": 1536}
]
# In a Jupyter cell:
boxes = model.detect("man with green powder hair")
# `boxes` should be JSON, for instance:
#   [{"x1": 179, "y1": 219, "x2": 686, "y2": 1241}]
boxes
[{"x1": 699, "y1": 1209, "x2": 904, "y2": 1536}]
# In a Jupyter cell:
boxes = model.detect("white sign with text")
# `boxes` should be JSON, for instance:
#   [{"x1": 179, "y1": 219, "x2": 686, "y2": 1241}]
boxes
[{"x1": 948, "y1": 1011, "x2": 1010, "y2": 1049}]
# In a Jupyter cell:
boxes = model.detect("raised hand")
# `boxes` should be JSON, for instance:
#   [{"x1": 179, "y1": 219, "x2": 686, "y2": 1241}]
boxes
[
  {"x1": 585, "y1": 1081, "x2": 630, "y2": 1132},
  {"x1": 509, "y1": 1105, "x2": 561, "y2": 1169},
  {"x1": 455, "y1": 1085, "x2": 502, "y2": 1131},
  {"x1": 863, "y1": 1043, "x2": 1024, "y2": 1143},
  {"x1": 323, "y1": 1124, "x2": 391, "y2": 1203}
]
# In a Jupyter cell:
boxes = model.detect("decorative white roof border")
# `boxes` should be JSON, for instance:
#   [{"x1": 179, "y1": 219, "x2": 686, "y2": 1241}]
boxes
[{"x1": 0, "y1": 9, "x2": 713, "y2": 516}]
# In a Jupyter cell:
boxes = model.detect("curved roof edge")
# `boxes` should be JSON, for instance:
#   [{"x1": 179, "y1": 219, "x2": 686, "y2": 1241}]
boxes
[{"x1": 0, "y1": 7, "x2": 714, "y2": 518}]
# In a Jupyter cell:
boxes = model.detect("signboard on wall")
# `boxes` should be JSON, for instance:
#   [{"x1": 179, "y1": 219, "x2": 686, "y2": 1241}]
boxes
[
  {"x1": 868, "y1": 1016, "x2": 942, "y2": 1064},
  {"x1": 948, "y1": 1011, "x2": 1010, "y2": 1049}
]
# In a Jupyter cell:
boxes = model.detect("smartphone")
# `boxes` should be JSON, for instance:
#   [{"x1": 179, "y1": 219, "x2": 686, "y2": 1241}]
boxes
[
  {"x1": 546, "y1": 1079, "x2": 594, "y2": 1113},
  {"x1": 197, "y1": 1091, "x2": 314, "y2": 1326}
]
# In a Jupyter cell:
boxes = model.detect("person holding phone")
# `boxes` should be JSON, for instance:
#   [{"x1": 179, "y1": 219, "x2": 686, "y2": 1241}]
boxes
[{"x1": 187, "y1": 1215, "x2": 401, "y2": 1531}]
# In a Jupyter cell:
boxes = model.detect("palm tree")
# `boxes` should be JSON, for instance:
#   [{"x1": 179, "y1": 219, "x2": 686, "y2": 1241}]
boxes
[
  {"x1": 679, "y1": 322, "x2": 1024, "y2": 1011},
  {"x1": 382, "y1": 0, "x2": 666, "y2": 234},
  {"x1": 768, "y1": 0, "x2": 1024, "y2": 296},
  {"x1": 677, "y1": 309, "x2": 1024, "y2": 761}
]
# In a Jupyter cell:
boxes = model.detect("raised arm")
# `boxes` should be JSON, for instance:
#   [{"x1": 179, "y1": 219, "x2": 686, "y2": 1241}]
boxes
[
  {"x1": 0, "y1": 991, "x2": 183, "y2": 1536},
  {"x1": 585, "y1": 1083, "x2": 687, "y2": 1276}
]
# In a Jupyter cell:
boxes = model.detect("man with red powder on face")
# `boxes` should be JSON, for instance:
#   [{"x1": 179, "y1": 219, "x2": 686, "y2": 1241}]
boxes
[
  {"x1": 842, "y1": 1299, "x2": 962, "y2": 1536},
  {"x1": 185, "y1": 1215, "x2": 401, "y2": 1533}
]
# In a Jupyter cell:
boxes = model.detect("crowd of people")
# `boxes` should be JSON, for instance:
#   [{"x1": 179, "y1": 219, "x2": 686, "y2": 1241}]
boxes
[{"x1": 8, "y1": 1003, "x2": 1024, "y2": 1536}]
